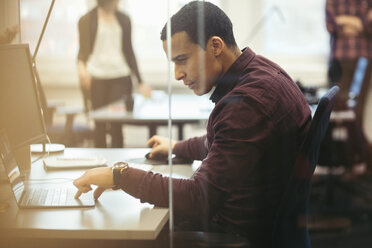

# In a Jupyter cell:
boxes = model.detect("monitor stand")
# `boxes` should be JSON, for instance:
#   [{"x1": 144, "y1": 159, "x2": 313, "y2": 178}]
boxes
[
  {"x1": 30, "y1": 143, "x2": 65, "y2": 153},
  {"x1": 13, "y1": 145, "x2": 31, "y2": 174}
]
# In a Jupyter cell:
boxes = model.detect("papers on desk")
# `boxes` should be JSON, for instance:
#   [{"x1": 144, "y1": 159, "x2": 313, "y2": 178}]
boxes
[{"x1": 43, "y1": 156, "x2": 107, "y2": 169}]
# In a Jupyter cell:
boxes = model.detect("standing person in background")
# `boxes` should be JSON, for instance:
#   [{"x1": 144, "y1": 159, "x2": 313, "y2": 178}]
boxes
[
  {"x1": 326, "y1": 0, "x2": 372, "y2": 124},
  {"x1": 77, "y1": 0, "x2": 151, "y2": 148}
]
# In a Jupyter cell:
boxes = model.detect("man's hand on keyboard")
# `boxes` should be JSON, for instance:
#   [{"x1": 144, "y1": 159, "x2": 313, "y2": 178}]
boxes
[{"x1": 73, "y1": 167, "x2": 114, "y2": 200}]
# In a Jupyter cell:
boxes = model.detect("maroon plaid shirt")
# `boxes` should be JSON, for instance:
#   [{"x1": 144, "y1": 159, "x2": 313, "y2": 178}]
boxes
[{"x1": 326, "y1": 0, "x2": 372, "y2": 59}]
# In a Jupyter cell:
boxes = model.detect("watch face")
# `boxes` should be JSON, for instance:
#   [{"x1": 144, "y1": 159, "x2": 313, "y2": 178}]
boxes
[
  {"x1": 112, "y1": 161, "x2": 129, "y2": 190},
  {"x1": 113, "y1": 161, "x2": 128, "y2": 168}
]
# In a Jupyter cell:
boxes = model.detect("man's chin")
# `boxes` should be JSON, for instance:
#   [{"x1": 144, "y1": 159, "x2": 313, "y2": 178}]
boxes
[
  {"x1": 192, "y1": 87, "x2": 211, "y2": 96},
  {"x1": 192, "y1": 88, "x2": 205, "y2": 96}
]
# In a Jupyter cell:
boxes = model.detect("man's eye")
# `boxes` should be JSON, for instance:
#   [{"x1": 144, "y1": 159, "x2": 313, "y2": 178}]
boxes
[{"x1": 177, "y1": 58, "x2": 187, "y2": 64}]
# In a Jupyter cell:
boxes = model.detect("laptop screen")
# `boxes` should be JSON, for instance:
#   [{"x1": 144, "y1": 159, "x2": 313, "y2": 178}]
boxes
[{"x1": 0, "y1": 130, "x2": 25, "y2": 203}]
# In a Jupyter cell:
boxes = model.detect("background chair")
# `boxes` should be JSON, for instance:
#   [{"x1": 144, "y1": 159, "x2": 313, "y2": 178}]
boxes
[
  {"x1": 172, "y1": 86, "x2": 339, "y2": 248},
  {"x1": 46, "y1": 104, "x2": 94, "y2": 147},
  {"x1": 312, "y1": 58, "x2": 371, "y2": 230},
  {"x1": 318, "y1": 57, "x2": 369, "y2": 173},
  {"x1": 38, "y1": 81, "x2": 94, "y2": 147}
]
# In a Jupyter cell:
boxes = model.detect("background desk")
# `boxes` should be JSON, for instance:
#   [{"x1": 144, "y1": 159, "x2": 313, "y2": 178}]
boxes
[
  {"x1": 0, "y1": 148, "x2": 197, "y2": 247},
  {"x1": 90, "y1": 92, "x2": 213, "y2": 140}
]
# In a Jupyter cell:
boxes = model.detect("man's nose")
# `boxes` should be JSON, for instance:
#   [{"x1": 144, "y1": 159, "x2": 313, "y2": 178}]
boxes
[{"x1": 174, "y1": 65, "x2": 185, "y2": 81}]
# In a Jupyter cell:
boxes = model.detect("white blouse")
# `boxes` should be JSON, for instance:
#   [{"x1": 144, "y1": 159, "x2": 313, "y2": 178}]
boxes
[{"x1": 87, "y1": 18, "x2": 130, "y2": 79}]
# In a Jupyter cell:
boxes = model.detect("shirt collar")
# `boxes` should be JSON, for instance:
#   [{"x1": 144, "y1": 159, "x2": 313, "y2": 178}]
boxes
[{"x1": 210, "y1": 47, "x2": 255, "y2": 103}]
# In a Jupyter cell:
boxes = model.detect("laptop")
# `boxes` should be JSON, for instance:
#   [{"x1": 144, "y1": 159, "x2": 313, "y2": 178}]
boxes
[{"x1": 0, "y1": 130, "x2": 95, "y2": 208}]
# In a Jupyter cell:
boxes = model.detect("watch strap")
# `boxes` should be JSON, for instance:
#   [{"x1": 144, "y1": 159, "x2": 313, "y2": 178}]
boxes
[{"x1": 112, "y1": 162, "x2": 129, "y2": 190}]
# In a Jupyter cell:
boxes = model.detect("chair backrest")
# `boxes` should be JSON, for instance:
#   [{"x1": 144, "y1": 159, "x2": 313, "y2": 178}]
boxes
[{"x1": 272, "y1": 86, "x2": 340, "y2": 248}]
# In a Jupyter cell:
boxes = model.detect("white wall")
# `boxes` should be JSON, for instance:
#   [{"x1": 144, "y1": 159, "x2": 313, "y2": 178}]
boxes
[
  {"x1": 29, "y1": 0, "x2": 328, "y2": 90},
  {"x1": 221, "y1": 0, "x2": 328, "y2": 87}
]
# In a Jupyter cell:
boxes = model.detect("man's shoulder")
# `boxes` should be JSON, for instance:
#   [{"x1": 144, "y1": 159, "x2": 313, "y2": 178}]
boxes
[
  {"x1": 228, "y1": 68, "x2": 306, "y2": 117},
  {"x1": 214, "y1": 50, "x2": 306, "y2": 117}
]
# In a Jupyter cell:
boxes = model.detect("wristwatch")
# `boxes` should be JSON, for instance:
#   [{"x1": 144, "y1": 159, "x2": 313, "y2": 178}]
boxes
[{"x1": 112, "y1": 161, "x2": 129, "y2": 190}]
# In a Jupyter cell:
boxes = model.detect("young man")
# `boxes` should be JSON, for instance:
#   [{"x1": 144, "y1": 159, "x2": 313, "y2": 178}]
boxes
[{"x1": 74, "y1": 2, "x2": 311, "y2": 247}]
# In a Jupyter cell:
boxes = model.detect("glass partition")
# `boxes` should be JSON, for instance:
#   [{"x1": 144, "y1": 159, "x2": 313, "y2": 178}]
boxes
[{"x1": 16, "y1": 1, "x2": 371, "y2": 247}]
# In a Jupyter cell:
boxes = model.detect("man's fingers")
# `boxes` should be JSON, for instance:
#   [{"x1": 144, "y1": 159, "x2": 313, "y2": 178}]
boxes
[
  {"x1": 147, "y1": 136, "x2": 157, "y2": 147},
  {"x1": 74, "y1": 185, "x2": 92, "y2": 199},
  {"x1": 151, "y1": 146, "x2": 162, "y2": 156},
  {"x1": 75, "y1": 190, "x2": 83, "y2": 199},
  {"x1": 94, "y1": 187, "x2": 106, "y2": 200},
  {"x1": 73, "y1": 176, "x2": 93, "y2": 199},
  {"x1": 147, "y1": 135, "x2": 163, "y2": 147}
]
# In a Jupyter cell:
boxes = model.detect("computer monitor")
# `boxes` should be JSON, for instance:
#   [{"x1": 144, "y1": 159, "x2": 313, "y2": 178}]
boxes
[
  {"x1": 346, "y1": 57, "x2": 369, "y2": 109},
  {"x1": 0, "y1": 44, "x2": 48, "y2": 161},
  {"x1": 349, "y1": 57, "x2": 368, "y2": 100}
]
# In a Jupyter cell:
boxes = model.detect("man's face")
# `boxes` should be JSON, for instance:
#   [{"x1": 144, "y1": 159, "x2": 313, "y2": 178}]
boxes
[{"x1": 162, "y1": 31, "x2": 222, "y2": 96}]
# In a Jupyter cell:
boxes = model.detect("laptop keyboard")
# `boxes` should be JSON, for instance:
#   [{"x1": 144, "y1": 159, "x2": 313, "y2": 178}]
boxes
[{"x1": 20, "y1": 187, "x2": 87, "y2": 207}]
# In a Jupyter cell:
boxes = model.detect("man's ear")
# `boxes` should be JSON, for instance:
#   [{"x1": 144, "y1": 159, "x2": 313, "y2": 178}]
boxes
[{"x1": 209, "y1": 36, "x2": 224, "y2": 56}]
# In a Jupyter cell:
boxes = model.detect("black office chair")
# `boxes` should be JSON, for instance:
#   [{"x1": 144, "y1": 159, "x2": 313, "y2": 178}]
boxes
[
  {"x1": 272, "y1": 86, "x2": 339, "y2": 248},
  {"x1": 172, "y1": 86, "x2": 340, "y2": 248}
]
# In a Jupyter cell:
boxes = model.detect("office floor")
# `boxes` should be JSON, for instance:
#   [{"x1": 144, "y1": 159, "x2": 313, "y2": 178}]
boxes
[
  {"x1": 311, "y1": 225, "x2": 372, "y2": 248},
  {"x1": 309, "y1": 175, "x2": 372, "y2": 248}
]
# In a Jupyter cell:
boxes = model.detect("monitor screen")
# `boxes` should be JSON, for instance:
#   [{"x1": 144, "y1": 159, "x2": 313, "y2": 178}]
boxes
[
  {"x1": 0, "y1": 44, "x2": 47, "y2": 150},
  {"x1": 349, "y1": 57, "x2": 368, "y2": 99}
]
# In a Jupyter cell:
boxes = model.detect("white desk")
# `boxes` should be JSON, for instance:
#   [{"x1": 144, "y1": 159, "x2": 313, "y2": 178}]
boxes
[
  {"x1": 0, "y1": 148, "x2": 196, "y2": 246},
  {"x1": 90, "y1": 92, "x2": 213, "y2": 140}
]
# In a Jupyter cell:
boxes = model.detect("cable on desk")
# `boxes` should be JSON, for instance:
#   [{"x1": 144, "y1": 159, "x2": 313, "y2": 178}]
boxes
[
  {"x1": 31, "y1": 153, "x2": 48, "y2": 164},
  {"x1": 31, "y1": 135, "x2": 52, "y2": 164}
]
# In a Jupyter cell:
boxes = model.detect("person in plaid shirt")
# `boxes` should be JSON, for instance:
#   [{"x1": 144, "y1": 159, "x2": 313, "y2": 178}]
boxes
[{"x1": 326, "y1": 0, "x2": 372, "y2": 123}]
